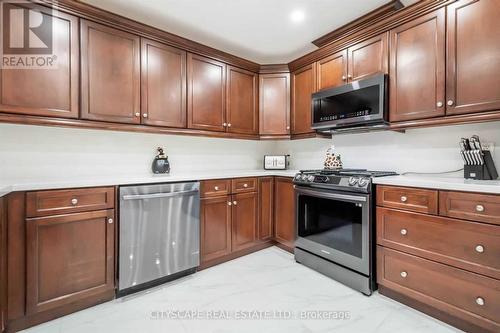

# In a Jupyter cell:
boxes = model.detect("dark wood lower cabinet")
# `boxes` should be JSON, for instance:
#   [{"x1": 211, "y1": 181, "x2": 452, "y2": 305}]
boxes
[
  {"x1": 231, "y1": 192, "x2": 258, "y2": 252},
  {"x1": 26, "y1": 210, "x2": 115, "y2": 315},
  {"x1": 200, "y1": 196, "x2": 232, "y2": 264},
  {"x1": 274, "y1": 177, "x2": 296, "y2": 250}
]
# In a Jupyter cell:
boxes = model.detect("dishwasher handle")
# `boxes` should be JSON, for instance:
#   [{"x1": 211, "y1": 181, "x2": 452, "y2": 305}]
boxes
[{"x1": 122, "y1": 189, "x2": 199, "y2": 201}]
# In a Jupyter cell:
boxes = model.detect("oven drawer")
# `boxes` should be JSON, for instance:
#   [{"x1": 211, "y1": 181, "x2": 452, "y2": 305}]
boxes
[
  {"x1": 376, "y1": 185, "x2": 438, "y2": 214},
  {"x1": 200, "y1": 179, "x2": 231, "y2": 198},
  {"x1": 377, "y1": 246, "x2": 500, "y2": 331},
  {"x1": 376, "y1": 207, "x2": 500, "y2": 279},
  {"x1": 26, "y1": 187, "x2": 115, "y2": 217},
  {"x1": 439, "y1": 191, "x2": 500, "y2": 225},
  {"x1": 231, "y1": 177, "x2": 258, "y2": 194}
]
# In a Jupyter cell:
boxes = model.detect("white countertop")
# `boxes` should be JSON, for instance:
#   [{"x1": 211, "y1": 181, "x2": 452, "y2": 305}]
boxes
[
  {"x1": 0, "y1": 169, "x2": 298, "y2": 196},
  {"x1": 373, "y1": 175, "x2": 500, "y2": 194}
]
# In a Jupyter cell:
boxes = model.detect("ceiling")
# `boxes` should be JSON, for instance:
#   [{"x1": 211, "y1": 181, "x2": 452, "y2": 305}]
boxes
[{"x1": 80, "y1": 0, "x2": 419, "y2": 64}]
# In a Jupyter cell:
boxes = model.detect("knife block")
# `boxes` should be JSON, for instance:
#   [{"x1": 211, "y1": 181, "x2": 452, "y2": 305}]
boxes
[{"x1": 464, "y1": 150, "x2": 498, "y2": 180}]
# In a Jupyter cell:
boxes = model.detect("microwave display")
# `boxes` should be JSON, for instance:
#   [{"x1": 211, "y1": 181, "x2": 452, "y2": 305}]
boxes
[{"x1": 313, "y1": 85, "x2": 380, "y2": 124}]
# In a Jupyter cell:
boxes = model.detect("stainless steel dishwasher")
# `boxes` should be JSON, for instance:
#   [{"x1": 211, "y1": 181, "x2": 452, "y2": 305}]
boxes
[{"x1": 118, "y1": 182, "x2": 200, "y2": 296}]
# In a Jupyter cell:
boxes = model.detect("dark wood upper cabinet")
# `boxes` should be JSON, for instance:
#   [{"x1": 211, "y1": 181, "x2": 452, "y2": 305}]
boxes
[
  {"x1": 274, "y1": 177, "x2": 295, "y2": 249},
  {"x1": 0, "y1": 5, "x2": 79, "y2": 118},
  {"x1": 347, "y1": 32, "x2": 388, "y2": 82},
  {"x1": 141, "y1": 39, "x2": 186, "y2": 128},
  {"x1": 231, "y1": 192, "x2": 258, "y2": 252},
  {"x1": 291, "y1": 64, "x2": 316, "y2": 135},
  {"x1": 258, "y1": 177, "x2": 274, "y2": 242},
  {"x1": 26, "y1": 210, "x2": 115, "y2": 315},
  {"x1": 259, "y1": 73, "x2": 290, "y2": 136},
  {"x1": 80, "y1": 20, "x2": 140, "y2": 124},
  {"x1": 316, "y1": 50, "x2": 348, "y2": 90},
  {"x1": 200, "y1": 196, "x2": 231, "y2": 264},
  {"x1": 187, "y1": 54, "x2": 226, "y2": 132},
  {"x1": 389, "y1": 9, "x2": 446, "y2": 122},
  {"x1": 226, "y1": 66, "x2": 258, "y2": 134},
  {"x1": 446, "y1": 0, "x2": 500, "y2": 115}
]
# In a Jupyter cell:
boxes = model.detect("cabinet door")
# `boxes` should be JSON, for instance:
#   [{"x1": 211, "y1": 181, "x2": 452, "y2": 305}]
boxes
[
  {"x1": 446, "y1": 0, "x2": 500, "y2": 115},
  {"x1": 316, "y1": 50, "x2": 348, "y2": 90},
  {"x1": 258, "y1": 177, "x2": 274, "y2": 242},
  {"x1": 348, "y1": 32, "x2": 388, "y2": 82},
  {"x1": 259, "y1": 73, "x2": 290, "y2": 135},
  {"x1": 291, "y1": 64, "x2": 316, "y2": 135},
  {"x1": 226, "y1": 66, "x2": 258, "y2": 134},
  {"x1": 0, "y1": 4, "x2": 79, "y2": 118},
  {"x1": 231, "y1": 192, "x2": 258, "y2": 252},
  {"x1": 141, "y1": 39, "x2": 186, "y2": 127},
  {"x1": 81, "y1": 20, "x2": 140, "y2": 124},
  {"x1": 201, "y1": 196, "x2": 232, "y2": 263},
  {"x1": 187, "y1": 54, "x2": 226, "y2": 132},
  {"x1": 389, "y1": 9, "x2": 446, "y2": 122},
  {"x1": 274, "y1": 177, "x2": 295, "y2": 248},
  {"x1": 26, "y1": 210, "x2": 115, "y2": 314}
]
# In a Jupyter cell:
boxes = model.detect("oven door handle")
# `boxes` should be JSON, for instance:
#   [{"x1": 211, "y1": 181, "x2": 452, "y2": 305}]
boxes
[{"x1": 295, "y1": 186, "x2": 367, "y2": 202}]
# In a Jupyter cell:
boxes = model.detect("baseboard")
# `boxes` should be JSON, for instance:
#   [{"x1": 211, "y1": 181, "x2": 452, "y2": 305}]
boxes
[{"x1": 199, "y1": 241, "x2": 274, "y2": 270}]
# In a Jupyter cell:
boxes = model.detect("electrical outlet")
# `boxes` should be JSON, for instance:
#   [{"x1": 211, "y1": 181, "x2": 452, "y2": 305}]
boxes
[{"x1": 482, "y1": 142, "x2": 495, "y2": 151}]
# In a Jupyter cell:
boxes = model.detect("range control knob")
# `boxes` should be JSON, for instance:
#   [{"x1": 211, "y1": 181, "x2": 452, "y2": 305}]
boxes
[
  {"x1": 301, "y1": 174, "x2": 309, "y2": 181},
  {"x1": 358, "y1": 177, "x2": 370, "y2": 187},
  {"x1": 307, "y1": 175, "x2": 315, "y2": 182},
  {"x1": 348, "y1": 177, "x2": 359, "y2": 186}
]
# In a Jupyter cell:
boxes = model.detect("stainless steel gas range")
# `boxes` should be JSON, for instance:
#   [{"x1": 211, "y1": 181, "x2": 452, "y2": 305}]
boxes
[{"x1": 293, "y1": 169, "x2": 397, "y2": 295}]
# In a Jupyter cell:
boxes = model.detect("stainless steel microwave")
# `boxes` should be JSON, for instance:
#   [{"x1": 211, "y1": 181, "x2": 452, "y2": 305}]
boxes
[{"x1": 311, "y1": 74, "x2": 388, "y2": 131}]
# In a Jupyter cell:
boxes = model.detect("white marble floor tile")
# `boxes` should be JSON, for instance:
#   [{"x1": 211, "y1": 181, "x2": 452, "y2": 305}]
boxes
[{"x1": 20, "y1": 246, "x2": 462, "y2": 333}]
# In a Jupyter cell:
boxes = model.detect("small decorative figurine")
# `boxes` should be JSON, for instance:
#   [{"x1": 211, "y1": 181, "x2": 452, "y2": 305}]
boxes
[{"x1": 324, "y1": 145, "x2": 342, "y2": 170}]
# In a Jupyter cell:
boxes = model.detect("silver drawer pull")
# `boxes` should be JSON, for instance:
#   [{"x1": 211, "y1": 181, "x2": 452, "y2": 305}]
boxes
[
  {"x1": 476, "y1": 297, "x2": 485, "y2": 306},
  {"x1": 475, "y1": 245, "x2": 484, "y2": 253},
  {"x1": 475, "y1": 204, "x2": 484, "y2": 212},
  {"x1": 108, "y1": 218, "x2": 113, "y2": 224},
  {"x1": 400, "y1": 196, "x2": 408, "y2": 203},
  {"x1": 400, "y1": 271, "x2": 408, "y2": 278},
  {"x1": 243, "y1": 183, "x2": 248, "y2": 188},
  {"x1": 214, "y1": 186, "x2": 219, "y2": 191},
  {"x1": 71, "y1": 198, "x2": 78, "y2": 205},
  {"x1": 400, "y1": 229, "x2": 408, "y2": 236}
]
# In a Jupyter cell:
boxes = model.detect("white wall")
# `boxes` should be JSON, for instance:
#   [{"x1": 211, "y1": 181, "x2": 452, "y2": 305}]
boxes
[
  {"x1": 1, "y1": 121, "x2": 499, "y2": 184},
  {"x1": 0, "y1": 123, "x2": 275, "y2": 183},
  {"x1": 275, "y1": 121, "x2": 500, "y2": 174}
]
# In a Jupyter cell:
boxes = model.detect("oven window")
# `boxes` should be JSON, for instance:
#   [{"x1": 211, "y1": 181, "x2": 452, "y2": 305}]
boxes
[{"x1": 298, "y1": 194, "x2": 363, "y2": 258}]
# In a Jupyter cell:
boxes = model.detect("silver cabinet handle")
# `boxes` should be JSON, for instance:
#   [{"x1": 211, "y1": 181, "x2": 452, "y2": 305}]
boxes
[
  {"x1": 108, "y1": 218, "x2": 113, "y2": 224},
  {"x1": 400, "y1": 196, "x2": 408, "y2": 203},
  {"x1": 135, "y1": 112, "x2": 140, "y2": 117},
  {"x1": 447, "y1": 100, "x2": 454, "y2": 106},
  {"x1": 347, "y1": 74, "x2": 352, "y2": 79},
  {"x1": 476, "y1": 297, "x2": 485, "y2": 306},
  {"x1": 436, "y1": 101, "x2": 443, "y2": 108},
  {"x1": 400, "y1": 229, "x2": 408, "y2": 236},
  {"x1": 228, "y1": 201, "x2": 232, "y2": 206},
  {"x1": 400, "y1": 271, "x2": 408, "y2": 278},
  {"x1": 71, "y1": 198, "x2": 78, "y2": 205},
  {"x1": 223, "y1": 123, "x2": 227, "y2": 127},
  {"x1": 233, "y1": 201, "x2": 237, "y2": 205},
  {"x1": 243, "y1": 183, "x2": 248, "y2": 188},
  {"x1": 214, "y1": 186, "x2": 219, "y2": 191},
  {"x1": 142, "y1": 113, "x2": 148, "y2": 118},
  {"x1": 475, "y1": 245, "x2": 484, "y2": 253},
  {"x1": 476, "y1": 204, "x2": 484, "y2": 212},
  {"x1": 227, "y1": 123, "x2": 232, "y2": 127},
  {"x1": 341, "y1": 75, "x2": 346, "y2": 81},
  {"x1": 286, "y1": 126, "x2": 290, "y2": 130}
]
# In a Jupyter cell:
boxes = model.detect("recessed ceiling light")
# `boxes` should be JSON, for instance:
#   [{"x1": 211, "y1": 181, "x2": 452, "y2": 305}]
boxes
[{"x1": 290, "y1": 9, "x2": 305, "y2": 23}]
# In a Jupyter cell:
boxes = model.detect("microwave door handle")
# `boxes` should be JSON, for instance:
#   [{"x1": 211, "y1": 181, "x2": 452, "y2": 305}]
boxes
[
  {"x1": 122, "y1": 190, "x2": 199, "y2": 200},
  {"x1": 295, "y1": 187, "x2": 367, "y2": 203}
]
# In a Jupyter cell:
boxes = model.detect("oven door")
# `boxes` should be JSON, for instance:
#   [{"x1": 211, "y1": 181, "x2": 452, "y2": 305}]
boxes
[{"x1": 295, "y1": 186, "x2": 371, "y2": 275}]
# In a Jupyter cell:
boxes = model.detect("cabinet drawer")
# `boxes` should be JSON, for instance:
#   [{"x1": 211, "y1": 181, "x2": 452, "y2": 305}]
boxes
[
  {"x1": 376, "y1": 185, "x2": 438, "y2": 214},
  {"x1": 200, "y1": 179, "x2": 231, "y2": 198},
  {"x1": 377, "y1": 247, "x2": 500, "y2": 331},
  {"x1": 377, "y1": 207, "x2": 500, "y2": 279},
  {"x1": 231, "y1": 177, "x2": 258, "y2": 193},
  {"x1": 26, "y1": 187, "x2": 115, "y2": 217},
  {"x1": 440, "y1": 191, "x2": 500, "y2": 225}
]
